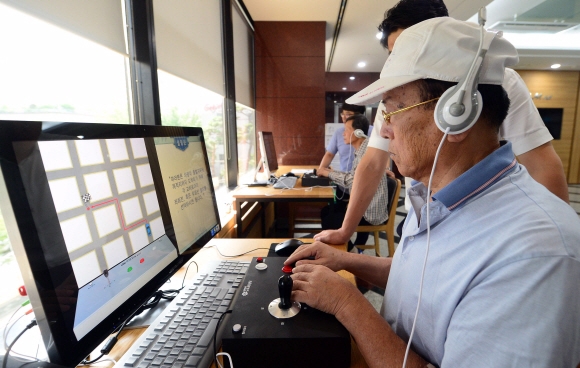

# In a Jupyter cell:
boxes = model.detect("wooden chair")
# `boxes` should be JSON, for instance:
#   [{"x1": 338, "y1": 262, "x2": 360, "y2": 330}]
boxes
[{"x1": 355, "y1": 177, "x2": 402, "y2": 257}]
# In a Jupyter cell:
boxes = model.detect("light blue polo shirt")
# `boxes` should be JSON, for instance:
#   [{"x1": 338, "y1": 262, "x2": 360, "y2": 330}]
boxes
[
  {"x1": 383, "y1": 142, "x2": 580, "y2": 367},
  {"x1": 326, "y1": 125, "x2": 373, "y2": 171}
]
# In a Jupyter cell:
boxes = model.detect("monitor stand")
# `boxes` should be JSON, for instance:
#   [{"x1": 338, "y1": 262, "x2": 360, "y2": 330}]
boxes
[{"x1": 253, "y1": 160, "x2": 271, "y2": 182}]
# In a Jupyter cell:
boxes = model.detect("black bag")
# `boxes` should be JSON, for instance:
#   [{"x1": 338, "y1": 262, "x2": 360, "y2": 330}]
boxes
[{"x1": 320, "y1": 200, "x2": 348, "y2": 230}]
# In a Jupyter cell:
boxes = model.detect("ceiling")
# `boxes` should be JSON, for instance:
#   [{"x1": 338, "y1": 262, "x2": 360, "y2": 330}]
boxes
[{"x1": 243, "y1": 0, "x2": 580, "y2": 72}]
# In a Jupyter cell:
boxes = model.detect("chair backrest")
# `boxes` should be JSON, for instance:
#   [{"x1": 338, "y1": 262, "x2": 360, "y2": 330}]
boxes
[{"x1": 386, "y1": 177, "x2": 402, "y2": 224}]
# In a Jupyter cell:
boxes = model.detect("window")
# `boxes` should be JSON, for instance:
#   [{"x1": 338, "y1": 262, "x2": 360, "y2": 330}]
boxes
[
  {"x1": 237, "y1": 103, "x2": 256, "y2": 183},
  {"x1": 157, "y1": 70, "x2": 227, "y2": 192}
]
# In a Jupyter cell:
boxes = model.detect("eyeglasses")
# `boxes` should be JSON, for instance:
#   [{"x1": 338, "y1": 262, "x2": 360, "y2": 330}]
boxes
[{"x1": 381, "y1": 98, "x2": 439, "y2": 124}]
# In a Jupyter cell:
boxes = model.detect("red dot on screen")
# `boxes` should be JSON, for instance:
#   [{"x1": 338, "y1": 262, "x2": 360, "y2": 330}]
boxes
[{"x1": 140, "y1": 258, "x2": 145, "y2": 263}]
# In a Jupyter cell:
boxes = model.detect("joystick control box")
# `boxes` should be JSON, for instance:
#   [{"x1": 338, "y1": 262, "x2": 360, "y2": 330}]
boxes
[{"x1": 221, "y1": 257, "x2": 351, "y2": 368}]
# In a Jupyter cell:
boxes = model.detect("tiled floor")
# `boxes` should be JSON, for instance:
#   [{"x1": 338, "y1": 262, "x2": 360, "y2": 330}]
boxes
[{"x1": 294, "y1": 183, "x2": 580, "y2": 312}]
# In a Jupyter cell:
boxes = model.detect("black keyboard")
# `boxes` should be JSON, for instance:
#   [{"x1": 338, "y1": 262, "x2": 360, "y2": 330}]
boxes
[{"x1": 114, "y1": 260, "x2": 250, "y2": 368}]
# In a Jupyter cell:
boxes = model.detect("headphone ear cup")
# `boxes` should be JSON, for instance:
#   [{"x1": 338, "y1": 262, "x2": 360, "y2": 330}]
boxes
[
  {"x1": 353, "y1": 129, "x2": 367, "y2": 139},
  {"x1": 434, "y1": 86, "x2": 483, "y2": 135}
]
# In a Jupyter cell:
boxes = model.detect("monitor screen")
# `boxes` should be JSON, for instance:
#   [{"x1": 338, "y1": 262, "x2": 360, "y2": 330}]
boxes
[
  {"x1": 537, "y1": 107, "x2": 563, "y2": 140},
  {"x1": 258, "y1": 131, "x2": 278, "y2": 174},
  {"x1": 0, "y1": 121, "x2": 221, "y2": 366}
]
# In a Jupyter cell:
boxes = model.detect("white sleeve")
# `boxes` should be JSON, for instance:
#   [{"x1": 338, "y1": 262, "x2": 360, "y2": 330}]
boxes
[
  {"x1": 499, "y1": 69, "x2": 553, "y2": 156},
  {"x1": 368, "y1": 102, "x2": 390, "y2": 152}
]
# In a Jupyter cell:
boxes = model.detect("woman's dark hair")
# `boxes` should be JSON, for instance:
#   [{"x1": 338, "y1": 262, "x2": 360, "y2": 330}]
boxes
[
  {"x1": 378, "y1": 0, "x2": 449, "y2": 49},
  {"x1": 416, "y1": 79, "x2": 510, "y2": 132},
  {"x1": 345, "y1": 114, "x2": 370, "y2": 136}
]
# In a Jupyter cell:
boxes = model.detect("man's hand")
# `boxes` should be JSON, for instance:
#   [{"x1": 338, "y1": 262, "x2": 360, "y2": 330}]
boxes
[
  {"x1": 291, "y1": 263, "x2": 359, "y2": 316},
  {"x1": 386, "y1": 169, "x2": 395, "y2": 178},
  {"x1": 314, "y1": 228, "x2": 351, "y2": 245},
  {"x1": 317, "y1": 167, "x2": 331, "y2": 177},
  {"x1": 284, "y1": 240, "x2": 351, "y2": 272}
]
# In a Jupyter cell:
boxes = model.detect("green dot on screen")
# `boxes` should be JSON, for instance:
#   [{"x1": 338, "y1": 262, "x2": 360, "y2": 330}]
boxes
[{"x1": 127, "y1": 267, "x2": 133, "y2": 272}]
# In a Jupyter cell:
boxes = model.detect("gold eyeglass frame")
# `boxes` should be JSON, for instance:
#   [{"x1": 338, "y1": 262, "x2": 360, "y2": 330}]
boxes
[{"x1": 381, "y1": 97, "x2": 440, "y2": 124}]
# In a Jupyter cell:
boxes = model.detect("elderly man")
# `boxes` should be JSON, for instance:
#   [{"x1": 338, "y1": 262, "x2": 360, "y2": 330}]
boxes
[
  {"x1": 285, "y1": 17, "x2": 580, "y2": 368},
  {"x1": 314, "y1": 0, "x2": 569, "y2": 246}
]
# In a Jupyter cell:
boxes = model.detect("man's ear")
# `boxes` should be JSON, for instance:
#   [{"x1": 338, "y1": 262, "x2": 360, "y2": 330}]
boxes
[{"x1": 446, "y1": 130, "x2": 470, "y2": 143}]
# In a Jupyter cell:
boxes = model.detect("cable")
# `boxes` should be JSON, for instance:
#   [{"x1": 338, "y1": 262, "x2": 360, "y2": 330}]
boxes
[
  {"x1": 402, "y1": 127, "x2": 450, "y2": 368},
  {"x1": 3, "y1": 300, "x2": 29, "y2": 350},
  {"x1": 2, "y1": 319, "x2": 37, "y2": 368},
  {"x1": 213, "y1": 245, "x2": 271, "y2": 258},
  {"x1": 216, "y1": 352, "x2": 234, "y2": 368},
  {"x1": 213, "y1": 310, "x2": 232, "y2": 368}
]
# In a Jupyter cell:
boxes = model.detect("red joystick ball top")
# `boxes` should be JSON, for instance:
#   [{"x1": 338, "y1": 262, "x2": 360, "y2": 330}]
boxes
[
  {"x1": 257, "y1": 257, "x2": 264, "y2": 263},
  {"x1": 281, "y1": 265, "x2": 293, "y2": 273}
]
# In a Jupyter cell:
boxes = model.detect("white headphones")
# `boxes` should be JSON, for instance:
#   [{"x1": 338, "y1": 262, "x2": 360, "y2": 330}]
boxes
[
  {"x1": 353, "y1": 129, "x2": 367, "y2": 139},
  {"x1": 434, "y1": 15, "x2": 493, "y2": 135}
]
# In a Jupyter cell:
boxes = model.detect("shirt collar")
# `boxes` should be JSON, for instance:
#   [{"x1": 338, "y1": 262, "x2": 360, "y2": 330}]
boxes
[{"x1": 433, "y1": 141, "x2": 517, "y2": 210}]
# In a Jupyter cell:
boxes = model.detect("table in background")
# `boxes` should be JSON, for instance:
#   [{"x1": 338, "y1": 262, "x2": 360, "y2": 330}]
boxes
[
  {"x1": 102, "y1": 238, "x2": 368, "y2": 368},
  {"x1": 233, "y1": 166, "x2": 334, "y2": 237}
]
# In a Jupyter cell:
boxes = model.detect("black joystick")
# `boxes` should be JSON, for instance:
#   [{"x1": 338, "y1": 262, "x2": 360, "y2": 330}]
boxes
[
  {"x1": 278, "y1": 275, "x2": 293, "y2": 309},
  {"x1": 268, "y1": 274, "x2": 301, "y2": 319}
]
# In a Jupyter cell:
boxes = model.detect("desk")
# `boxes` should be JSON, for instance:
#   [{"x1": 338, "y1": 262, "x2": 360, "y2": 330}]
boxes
[
  {"x1": 232, "y1": 166, "x2": 334, "y2": 237},
  {"x1": 104, "y1": 238, "x2": 368, "y2": 368}
]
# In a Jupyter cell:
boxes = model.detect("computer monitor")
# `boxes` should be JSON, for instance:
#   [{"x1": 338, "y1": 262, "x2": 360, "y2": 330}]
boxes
[
  {"x1": 256, "y1": 131, "x2": 278, "y2": 179},
  {"x1": 0, "y1": 121, "x2": 221, "y2": 366}
]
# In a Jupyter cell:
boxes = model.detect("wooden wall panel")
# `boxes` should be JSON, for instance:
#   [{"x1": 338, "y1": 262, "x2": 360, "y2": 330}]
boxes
[
  {"x1": 255, "y1": 22, "x2": 326, "y2": 166},
  {"x1": 571, "y1": 82, "x2": 580, "y2": 183},
  {"x1": 516, "y1": 70, "x2": 580, "y2": 181}
]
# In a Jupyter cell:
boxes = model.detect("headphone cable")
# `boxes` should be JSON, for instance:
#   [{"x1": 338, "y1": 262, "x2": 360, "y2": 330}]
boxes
[{"x1": 402, "y1": 127, "x2": 450, "y2": 368}]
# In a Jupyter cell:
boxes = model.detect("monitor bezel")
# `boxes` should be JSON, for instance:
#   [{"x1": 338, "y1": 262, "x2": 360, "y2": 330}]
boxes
[{"x1": 0, "y1": 120, "x2": 221, "y2": 366}]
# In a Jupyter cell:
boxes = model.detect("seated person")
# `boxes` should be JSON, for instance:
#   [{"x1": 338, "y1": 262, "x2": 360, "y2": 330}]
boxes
[
  {"x1": 317, "y1": 114, "x2": 389, "y2": 253},
  {"x1": 318, "y1": 103, "x2": 374, "y2": 190},
  {"x1": 285, "y1": 17, "x2": 580, "y2": 367}
]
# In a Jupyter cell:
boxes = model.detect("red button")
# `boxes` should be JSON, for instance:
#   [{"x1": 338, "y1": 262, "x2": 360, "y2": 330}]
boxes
[
  {"x1": 282, "y1": 265, "x2": 293, "y2": 273},
  {"x1": 257, "y1": 257, "x2": 263, "y2": 263}
]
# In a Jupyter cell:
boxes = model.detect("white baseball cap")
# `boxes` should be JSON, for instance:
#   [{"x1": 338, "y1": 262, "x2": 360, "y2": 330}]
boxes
[{"x1": 346, "y1": 17, "x2": 519, "y2": 105}]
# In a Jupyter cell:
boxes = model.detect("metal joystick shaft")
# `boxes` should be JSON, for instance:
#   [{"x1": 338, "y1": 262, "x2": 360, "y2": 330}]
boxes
[
  {"x1": 278, "y1": 274, "x2": 293, "y2": 309},
  {"x1": 268, "y1": 275, "x2": 301, "y2": 319}
]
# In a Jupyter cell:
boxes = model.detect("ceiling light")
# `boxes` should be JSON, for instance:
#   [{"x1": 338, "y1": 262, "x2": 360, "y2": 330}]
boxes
[
  {"x1": 349, "y1": 76, "x2": 355, "y2": 80},
  {"x1": 342, "y1": 87, "x2": 347, "y2": 90},
  {"x1": 551, "y1": 63, "x2": 561, "y2": 69},
  {"x1": 376, "y1": 32, "x2": 383, "y2": 40},
  {"x1": 357, "y1": 61, "x2": 366, "y2": 68}
]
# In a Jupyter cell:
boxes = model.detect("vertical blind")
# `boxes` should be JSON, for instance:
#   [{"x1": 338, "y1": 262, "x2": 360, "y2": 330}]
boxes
[
  {"x1": 1, "y1": 0, "x2": 127, "y2": 55},
  {"x1": 232, "y1": 1, "x2": 255, "y2": 108},
  {"x1": 153, "y1": 0, "x2": 225, "y2": 96}
]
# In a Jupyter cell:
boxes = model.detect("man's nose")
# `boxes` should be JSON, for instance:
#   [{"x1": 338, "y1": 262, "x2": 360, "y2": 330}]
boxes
[{"x1": 380, "y1": 123, "x2": 393, "y2": 139}]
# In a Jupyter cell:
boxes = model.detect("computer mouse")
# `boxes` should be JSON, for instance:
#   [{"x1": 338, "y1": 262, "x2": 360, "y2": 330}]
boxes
[
  {"x1": 282, "y1": 172, "x2": 297, "y2": 177},
  {"x1": 274, "y1": 239, "x2": 304, "y2": 257}
]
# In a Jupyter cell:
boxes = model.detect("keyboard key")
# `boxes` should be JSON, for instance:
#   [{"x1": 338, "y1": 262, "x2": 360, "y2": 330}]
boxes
[
  {"x1": 192, "y1": 347, "x2": 205, "y2": 355},
  {"x1": 151, "y1": 357, "x2": 164, "y2": 366},
  {"x1": 185, "y1": 356, "x2": 201, "y2": 367},
  {"x1": 123, "y1": 355, "x2": 139, "y2": 367},
  {"x1": 197, "y1": 319, "x2": 218, "y2": 347}
]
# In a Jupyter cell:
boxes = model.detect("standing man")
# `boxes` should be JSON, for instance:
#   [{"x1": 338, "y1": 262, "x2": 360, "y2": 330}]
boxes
[
  {"x1": 317, "y1": 115, "x2": 389, "y2": 252},
  {"x1": 315, "y1": 0, "x2": 569, "y2": 245},
  {"x1": 286, "y1": 17, "x2": 580, "y2": 367}
]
